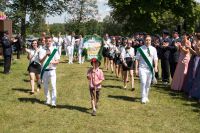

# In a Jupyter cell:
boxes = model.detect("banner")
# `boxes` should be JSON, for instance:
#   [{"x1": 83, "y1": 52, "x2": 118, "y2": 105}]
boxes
[{"x1": 83, "y1": 35, "x2": 103, "y2": 61}]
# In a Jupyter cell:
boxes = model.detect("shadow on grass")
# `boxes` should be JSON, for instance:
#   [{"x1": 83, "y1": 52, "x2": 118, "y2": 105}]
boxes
[
  {"x1": 56, "y1": 104, "x2": 90, "y2": 114},
  {"x1": 108, "y1": 95, "x2": 140, "y2": 102},
  {"x1": 18, "y1": 97, "x2": 44, "y2": 104},
  {"x1": 12, "y1": 88, "x2": 30, "y2": 93},
  {"x1": 24, "y1": 73, "x2": 29, "y2": 76},
  {"x1": 183, "y1": 102, "x2": 200, "y2": 114},
  {"x1": 103, "y1": 85, "x2": 122, "y2": 89},
  {"x1": 23, "y1": 79, "x2": 30, "y2": 82},
  {"x1": 59, "y1": 60, "x2": 68, "y2": 63},
  {"x1": 153, "y1": 83, "x2": 190, "y2": 101},
  {"x1": 0, "y1": 59, "x2": 3, "y2": 66}
]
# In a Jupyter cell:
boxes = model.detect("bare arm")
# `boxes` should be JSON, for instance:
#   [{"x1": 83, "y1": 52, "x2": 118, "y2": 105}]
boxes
[
  {"x1": 135, "y1": 59, "x2": 139, "y2": 76},
  {"x1": 154, "y1": 59, "x2": 158, "y2": 72},
  {"x1": 39, "y1": 54, "x2": 48, "y2": 64}
]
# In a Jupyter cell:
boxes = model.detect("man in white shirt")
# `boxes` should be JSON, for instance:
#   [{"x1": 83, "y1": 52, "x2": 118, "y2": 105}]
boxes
[
  {"x1": 135, "y1": 35, "x2": 158, "y2": 104},
  {"x1": 52, "y1": 33, "x2": 63, "y2": 57},
  {"x1": 66, "y1": 32, "x2": 75, "y2": 64},
  {"x1": 78, "y1": 35, "x2": 84, "y2": 64},
  {"x1": 39, "y1": 36, "x2": 60, "y2": 107}
]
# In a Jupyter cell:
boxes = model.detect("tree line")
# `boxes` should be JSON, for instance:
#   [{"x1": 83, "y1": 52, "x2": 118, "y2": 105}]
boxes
[{"x1": 1, "y1": 0, "x2": 200, "y2": 40}]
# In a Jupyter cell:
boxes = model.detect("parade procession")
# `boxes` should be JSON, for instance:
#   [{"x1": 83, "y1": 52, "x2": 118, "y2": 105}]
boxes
[{"x1": 1, "y1": 0, "x2": 200, "y2": 133}]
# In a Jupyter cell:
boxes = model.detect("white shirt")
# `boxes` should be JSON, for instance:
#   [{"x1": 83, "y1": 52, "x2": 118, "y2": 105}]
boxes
[
  {"x1": 135, "y1": 45, "x2": 158, "y2": 69},
  {"x1": 53, "y1": 37, "x2": 63, "y2": 47},
  {"x1": 109, "y1": 44, "x2": 116, "y2": 54},
  {"x1": 78, "y1": 38, "x2": 84, "y2": 49},
  {"x1": 121, "y1": 47, "x2": 135, "y2": 58},
  {"x1": 28, "y1": 49, "x2": 41, "y2": 64},
  {"x1": 103, "y1": 39, "x2": 111, "y2": 48},
  {"x1": 39, "y1": 46, "x2": 60, "y2": 70},
  {"x1": 57, "y1": 37, "x2": 63, "y2": 46},
  {"x1": 66, "y1": 35, "x2": 75, "y2": 46}
]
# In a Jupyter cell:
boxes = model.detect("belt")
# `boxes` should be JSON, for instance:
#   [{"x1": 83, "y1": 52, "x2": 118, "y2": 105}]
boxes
[{"x1": 44, "y1": 69, "x2": 54, "y2": 71}]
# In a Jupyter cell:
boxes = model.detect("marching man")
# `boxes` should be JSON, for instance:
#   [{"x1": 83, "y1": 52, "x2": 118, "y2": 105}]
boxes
[
  {"x1": 39, "y1": 36, "x2": 60, "y2": 107},
  {"x1": 135, "y1": 35, "x2": 158, "y2": 104}
]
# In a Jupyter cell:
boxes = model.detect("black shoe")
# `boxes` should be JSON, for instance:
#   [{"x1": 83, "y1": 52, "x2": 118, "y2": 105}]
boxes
[
  {"x1": 37, "y1": 83, "x2": 41, "y2": 89},
  {"x1": 3, "y1": 71, "x2": 10, "y2": 74},
  {"x1": 131, "y1": 88, "x2": 135, "y2": 91}
]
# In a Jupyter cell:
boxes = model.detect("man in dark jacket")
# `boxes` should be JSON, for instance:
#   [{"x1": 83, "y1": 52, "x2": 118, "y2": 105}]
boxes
[
  {"x1": 168, "y1": 30, "x2": 181, "y2": 78},
  {"x1": 14, "y1": 33, "x2": 22, "y2": 59},
  {"x1": 159, "y1": 30, "x2": 172, "y2": 85},
  {"x1": 0, "y1": 31, "x2": 12, "y2": 74}
]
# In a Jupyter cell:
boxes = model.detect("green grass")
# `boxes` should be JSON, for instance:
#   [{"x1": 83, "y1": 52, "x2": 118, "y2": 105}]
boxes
[{"x1": 0, "y1": 55, "x2": 200, "y2": 133}]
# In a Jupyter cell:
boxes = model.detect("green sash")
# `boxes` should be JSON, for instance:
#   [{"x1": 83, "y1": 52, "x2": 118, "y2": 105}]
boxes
[
  {"x1": 137, "y1": 47, "x2": 157, "y2": 84},
  {"x1": 40, "y1": 48, "x2": 57, "y2": 79}
]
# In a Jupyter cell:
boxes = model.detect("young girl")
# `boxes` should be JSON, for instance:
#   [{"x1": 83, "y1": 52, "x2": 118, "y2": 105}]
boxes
[
  {"x1": 87, "y1": 58, "x2": 104, "y2": 116},
  {"x1": 25, "y1": 40, "x2": 41, "y2": 94},
  {"x1": 121, "y1": 39, "x2": 135, "y2": 90}
]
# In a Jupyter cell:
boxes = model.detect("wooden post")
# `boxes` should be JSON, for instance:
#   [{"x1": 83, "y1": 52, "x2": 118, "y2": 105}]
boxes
[{"x1": 0, "y1": 19, "x2": 12, "y2": 39}]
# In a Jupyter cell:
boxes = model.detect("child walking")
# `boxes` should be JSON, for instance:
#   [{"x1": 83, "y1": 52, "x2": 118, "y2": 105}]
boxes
[{"x1": 87, "y1": 58, "x2": 104, "y2": 116}]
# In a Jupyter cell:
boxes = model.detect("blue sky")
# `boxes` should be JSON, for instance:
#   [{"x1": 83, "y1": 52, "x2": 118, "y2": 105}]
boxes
[{"x1": 46, "y1": 0, "x2": 111, "y2": 24}]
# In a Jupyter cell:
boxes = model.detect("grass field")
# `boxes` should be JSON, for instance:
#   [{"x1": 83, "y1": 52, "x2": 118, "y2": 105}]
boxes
[{"x1": 0, "y1": 55, "x2": 200, "y2": 133}]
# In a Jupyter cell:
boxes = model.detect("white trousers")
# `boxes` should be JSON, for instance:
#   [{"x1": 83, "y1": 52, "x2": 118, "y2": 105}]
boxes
[
  {"x1": 43, "y1": 70, "x2": 57, "y2": 105},
  {"x1": 139, "y1": 68, "x2": 152, "y2": 102},
  {"x1": 64, "y1": 45, "x2": 68, "y2": 56},
  {"x1": 57, "y1": 46, "x2": 62, "y2": 57},
  {"x1": 67, "y1": 46, "x2": 74, "y2": 63},
  {"x1": 78, "y1": 48, "x2": 83, "y2": 64}
]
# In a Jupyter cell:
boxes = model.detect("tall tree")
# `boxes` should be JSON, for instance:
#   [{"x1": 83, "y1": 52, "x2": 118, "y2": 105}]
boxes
[
  {"x1": 108, "y1": 0, "x2": 200, "y2": 34},
  {"x1": 66, "y1": 0, "x2": 98, "y2": 33},
  {"x1": 5, "y1": 0, "x2": 69, "y2": 43}
]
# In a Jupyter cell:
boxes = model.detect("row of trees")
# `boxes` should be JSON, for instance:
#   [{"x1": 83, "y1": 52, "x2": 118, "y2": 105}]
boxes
[
  {"x1": 1, "y1": 0, "x2": 200, "y2": 40},
  {"x1": 108, "y1": 0, "x2": 200, "y2": 34}
]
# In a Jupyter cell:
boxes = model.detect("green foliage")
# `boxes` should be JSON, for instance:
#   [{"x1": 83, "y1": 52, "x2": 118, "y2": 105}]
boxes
[
  {"x1": 65, "y1": 0, "x2": 98, "y2": 34},
  {"x1": 4, "y1": 0, "x2": 70, "y2": 40},
  {"x1": 49, "y1": 23, "x2": 65, "y2": 35},
  {"x1": 66, "y1": 0, "x2": 98, "y2": 23},
  {"x1": 64, "y1": 19, "x2": 103, "y2": 36},
  {"x1": 108, "y1": 0, "x2": 200, "y2": 34}
]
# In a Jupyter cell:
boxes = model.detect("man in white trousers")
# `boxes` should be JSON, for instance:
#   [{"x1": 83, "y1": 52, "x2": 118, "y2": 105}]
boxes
[
  {"x1": 66, "y1": 32, "x2": 75, "y2": 64},
  {"x1": 39, "y1": 36, "x2": 60, "y2": 107},
  {"x1": 78, "y1": 35, "x2": 84, "y2": 64},
  {"x1": 135, "y1": 35, "x2": 158, "y2": 104}
]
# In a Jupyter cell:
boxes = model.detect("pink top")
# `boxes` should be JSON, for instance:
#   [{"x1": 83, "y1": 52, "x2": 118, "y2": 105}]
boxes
[{"x1": 87, "y1": 67, "x2": 104, "y2": 89}]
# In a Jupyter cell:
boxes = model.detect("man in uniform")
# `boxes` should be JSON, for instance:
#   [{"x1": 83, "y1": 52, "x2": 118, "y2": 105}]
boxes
[
  {"x1": 0, "y1": 31, "x2": 12, "y2": 74},
  {"x1": 159, "y1": 30, "x2": 172, "y2": 85},
  {"x1": 135, "y1": 35, "x2": 158, "y2": 104},
  {"x1": 39, "y1": 36, "x2": 60, "y2": 107},
  {"x1": 168, "y1": 30, "x2": 181, "y2": 78}
]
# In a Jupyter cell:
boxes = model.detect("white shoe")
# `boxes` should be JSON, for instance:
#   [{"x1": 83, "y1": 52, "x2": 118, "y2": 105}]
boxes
[
  {"x1": 146, "y1": 98, "x2": 149, "y2": 103},
  {"x1": 141, "y1": 98, "x2": 146, "y2": 104},
  {"x1": 45, "y1": 101, "x2": 51, "y2": 105},
  {"x1": 163, "y1": 82, "x2": 168, "y2": 85},
  {"x1": 51, "y1": 103, "x2": 56, "y2": 107}
]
